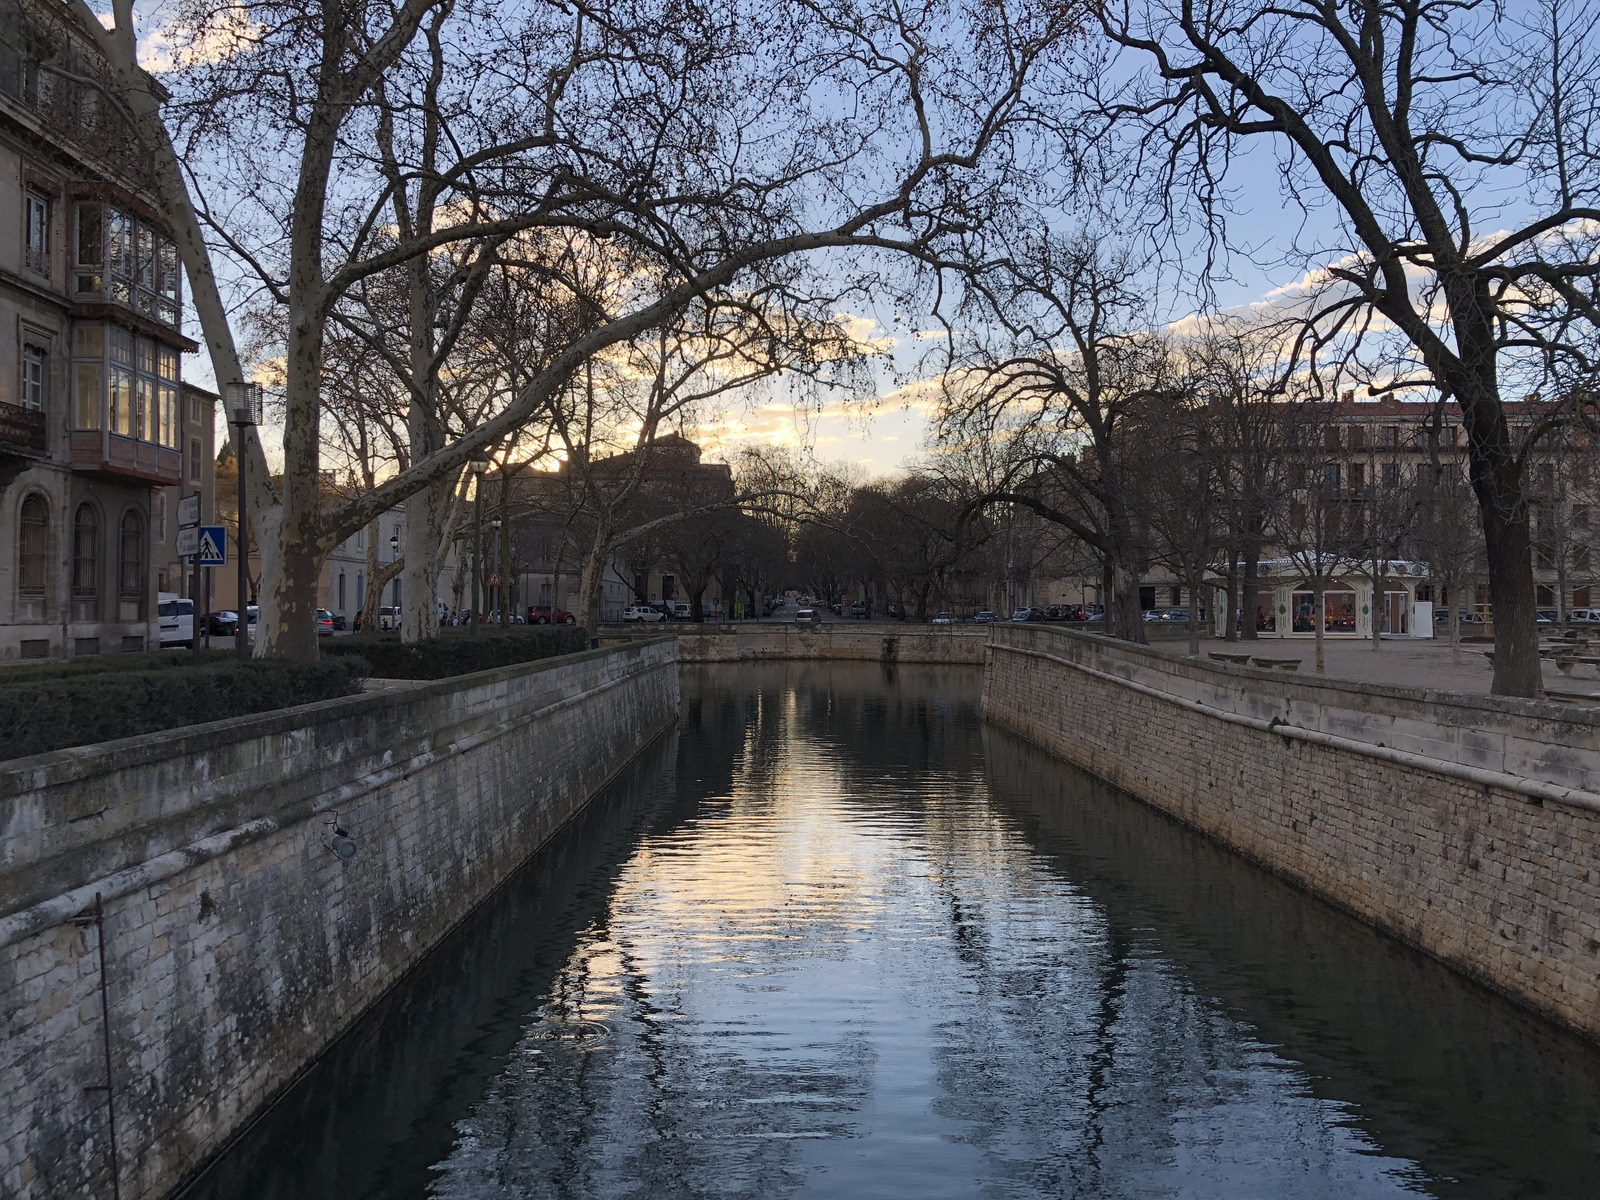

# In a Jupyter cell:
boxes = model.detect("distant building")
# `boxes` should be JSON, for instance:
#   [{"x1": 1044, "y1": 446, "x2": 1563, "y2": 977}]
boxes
[{"x1": 0, "y1": 3, "x2": 208, "y2": 660}]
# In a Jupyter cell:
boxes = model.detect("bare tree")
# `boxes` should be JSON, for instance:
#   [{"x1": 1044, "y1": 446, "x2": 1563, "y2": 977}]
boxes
[
  {"x1": 938, "y1": 233, "x2": 1169, "y2": 641},
  {"x1": 1082, "y1": 0, "x2": 1600, "y2": 694}
]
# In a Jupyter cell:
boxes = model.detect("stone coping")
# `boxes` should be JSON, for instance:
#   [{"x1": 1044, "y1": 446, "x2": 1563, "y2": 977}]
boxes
[{"x1": 0, "y1": 637, "x2": 674, "y2": 793}]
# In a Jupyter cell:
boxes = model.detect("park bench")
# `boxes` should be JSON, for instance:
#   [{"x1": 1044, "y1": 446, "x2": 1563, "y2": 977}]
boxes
[
  {"x1": 1251, "y1": 656, "x2": 1302, "y2": 671},
  {"x1": 1553, "y1": 656, "x2": 1600, "y2": 677},
  {"x1": 1208, "y1": 652, "x2": 1254, "y2": 665}
]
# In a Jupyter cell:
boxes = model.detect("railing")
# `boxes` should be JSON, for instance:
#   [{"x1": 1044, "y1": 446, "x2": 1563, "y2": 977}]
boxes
[
  {"x1": 22, "y1": 245, "x2": 48, "y2": 278},
  {"x1": 0, "y1": 402, "x2": 47, "y2": 453}
]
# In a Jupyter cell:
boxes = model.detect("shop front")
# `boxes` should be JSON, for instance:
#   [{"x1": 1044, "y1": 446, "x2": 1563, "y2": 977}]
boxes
[{"x1": 1216, "y1": 560, "x2": 1432, "y2": 639}]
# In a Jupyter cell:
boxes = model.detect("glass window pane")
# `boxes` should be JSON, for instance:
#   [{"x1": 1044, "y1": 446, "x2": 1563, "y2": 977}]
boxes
[
  {"x1": 109, "y1": 327, "x2": 132, "y2": 364},
  {"x1": 74, "y1": 324, "x2": 103, "y2": 359},
  {"x1": 76, "y1": 204, "x2": 102, "y2": 266},
  {"x1": 136, "y1": 337, "x2": 155, "y2": 375},
  {"x1": 74, "y1": 362, "x2": 102, "y2": 429},
  {"x1": 157, "y1": 345, "x2": 178, "y2": 380},
  {"x1": 136, "y1": 375, "x2": 153, "y2": 441},
  {"x1": 111, "y1": 366, "x2": 133, "y2": 436}
]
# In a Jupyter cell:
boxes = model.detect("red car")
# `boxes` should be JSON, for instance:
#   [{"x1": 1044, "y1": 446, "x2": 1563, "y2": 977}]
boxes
[{"x1": 527, "y1": 605, "x2": 577, "y2": 625}]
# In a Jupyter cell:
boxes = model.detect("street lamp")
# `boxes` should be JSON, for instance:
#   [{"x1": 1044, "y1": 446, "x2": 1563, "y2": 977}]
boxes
[
  {"x1": 470, "y1": 451, "x2": 489, "y2": 633},
  {"x1": 490, "y1": 515, "x2": 503, "y2": 627},
  {"x1": 389, "y1": 532, "x2": 399, "y2": 557},
  {"x1": 223, "y1": 382, "x2": 261, "y2": 662}
]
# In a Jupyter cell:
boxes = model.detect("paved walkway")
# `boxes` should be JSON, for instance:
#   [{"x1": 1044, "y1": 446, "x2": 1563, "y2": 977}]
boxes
[{"x1": 1204, "y1": 635, "x2": 1600, "y2": 700}]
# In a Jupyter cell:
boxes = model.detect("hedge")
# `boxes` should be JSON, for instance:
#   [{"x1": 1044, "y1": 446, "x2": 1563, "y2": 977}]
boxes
[
  {"x1": 0, "y1": 649, "x2": 236, "y2": 683},
  {"x1": 322, "y1": 625, "x2": 587, "y2": 679},
  {"x1": 0, "y1": 657, "x2": 369, "y2": 762}
]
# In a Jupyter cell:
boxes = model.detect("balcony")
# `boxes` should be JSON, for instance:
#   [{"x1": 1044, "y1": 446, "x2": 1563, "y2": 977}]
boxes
[
  {"x1": 0, "y1": 402, "x2": 46, "y2": 456},
  {"x1": 69, "y1": 430, "x2": 180, "y2": 485}
]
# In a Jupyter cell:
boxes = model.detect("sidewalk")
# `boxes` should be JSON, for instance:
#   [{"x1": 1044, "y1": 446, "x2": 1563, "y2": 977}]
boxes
[{"x1": 1203, "y1": 636, "x2": 1599, "y2": 700}]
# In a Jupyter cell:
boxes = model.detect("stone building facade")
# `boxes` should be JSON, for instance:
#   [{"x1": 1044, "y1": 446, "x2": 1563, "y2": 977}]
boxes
[{"x1": 0, "y1": 2, "x2": 210, "y2": 661}]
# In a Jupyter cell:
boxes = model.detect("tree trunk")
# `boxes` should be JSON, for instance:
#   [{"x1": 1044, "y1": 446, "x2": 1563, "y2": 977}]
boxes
[
  {"x1": 1240, "y1": 548, "x2": 1260, "y2": 641},
  {"x1": 1370, "y1": 562, "x2": 1386, "y2": 653},
  {"x1": 1314, "y1": 580, "x2": 1326, "y2": 674},
  {"x1": 1186, "y1": 565, "x2": 1203, "y2": 657},
  {"x1": 401, "y1": 480, "x2": 445, "y2": 644},
  {"x1": 499, "y1": 475, "x2": 512, "y2": 628},
  {"x1": 575, "y1": 513, "x2": 614, "y2": 646},
  {"x1": 1223, "y1": 550, "x2": 1239, "y2": 643},
  {"x1": 1110, "y1": 561, "x2": 1145, "y2": 643},
  {"x1": 361, "y1": 519, "x2": 383, "y2": 633}
]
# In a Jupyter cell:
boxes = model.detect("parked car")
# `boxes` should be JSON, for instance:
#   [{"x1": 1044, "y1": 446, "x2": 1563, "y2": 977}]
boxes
[
  {"x1": 1086, "y1": 612, "x2": 1106, "y2": 622},
  {"x1": 528, "y1": 605, "x2": 578, "y2": 625},
  {"x1": 931, "y1": 611, "x2": 956, "y2": 625},
  {"x1": 850, "y1": 600, "x2": 867, "y2": 618},
  {"x1": 1537, "y1": 609, "x2": 1558, "y2": 624},
  {"x1": 207, "y1": 610, "x2": 239, "y2": 637},
  {"x1": 158, "y1": 593, "x2": 194, "y2": 647},
  {"x1": 315, "y1": 608, "x2": 336, "y2": 637},
  {"x1": 330, "y1": 611, "x2": 346, "y2": 631},
  {"x1": 378, "y1": 605, "x2": 401, "y2": 631},
  {"x1": 1141, "y1": 609, "x2": 1163, "y2": 622},
  {"x1": 1569, "y1": 608, "x2": 1600, "y2": 624},
  {"x1": 624, "y1": 605, "x2": 667, "y2": 623},
  {"x1": 1162, "y1": 609, "x2": 1192, "y2": 622},
  {"x1": 673, "y1": 602, "x2": 691, "y2": 620},
  {"x1": 974, "y1": 610, "x2": 998, "y2": 624},
  {"x1": 795, "y1": 607, "x2": 822, "y2": 625},
  {"x1": 1011, "y1": 608, "x2": 1046, "y2": 622}
]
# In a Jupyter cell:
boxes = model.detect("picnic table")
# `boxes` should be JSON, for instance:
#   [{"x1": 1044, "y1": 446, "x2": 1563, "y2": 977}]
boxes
[{"x1": 1553, "y1": 656, "x2": 1600, "y2": 677}]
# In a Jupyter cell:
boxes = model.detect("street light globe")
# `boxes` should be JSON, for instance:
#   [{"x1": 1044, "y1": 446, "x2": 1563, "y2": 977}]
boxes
[
  {"x1": 491, "y1": 515, "x2": 502, "y2": 532},
  {"x1": 389, "y1": 533, "x2": 400, "y2": 553},
  {"x1": 470, "y1": 451, "x2": 490, "y2": 475}
]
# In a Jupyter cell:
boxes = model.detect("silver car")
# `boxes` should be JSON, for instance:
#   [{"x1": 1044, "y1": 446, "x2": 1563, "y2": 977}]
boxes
[{"x1": 795, "y1": 608, "x2": 821, "y2": 626}]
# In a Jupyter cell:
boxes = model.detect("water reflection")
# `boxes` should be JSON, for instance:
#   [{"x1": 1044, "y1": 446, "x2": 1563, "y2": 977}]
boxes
[{"x1": 186, "y1": 663, "x2": 1600, "y2": 1199}]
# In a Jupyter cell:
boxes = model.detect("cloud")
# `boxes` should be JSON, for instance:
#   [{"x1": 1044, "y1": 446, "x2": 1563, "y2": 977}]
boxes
[{"x1": 137, "y1": 5, "x2": 264, "y2": 72}]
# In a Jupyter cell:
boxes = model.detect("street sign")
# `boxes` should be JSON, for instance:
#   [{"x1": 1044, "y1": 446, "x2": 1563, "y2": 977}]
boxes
[
  {"x1": 177, "y1": 493, "x2": 201, "y2": 528},
  {"x1": 196, "y1": 525, "x2": 227, "y2": 567},
  {"x1": 176, "y1": 526, "x2": 199, "y2": 557}
]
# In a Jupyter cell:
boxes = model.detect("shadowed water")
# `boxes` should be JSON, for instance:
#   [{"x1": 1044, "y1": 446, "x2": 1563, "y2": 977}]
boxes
[{"x1": 182, "y1": 663, "x2": 1600, "y2": 1199}]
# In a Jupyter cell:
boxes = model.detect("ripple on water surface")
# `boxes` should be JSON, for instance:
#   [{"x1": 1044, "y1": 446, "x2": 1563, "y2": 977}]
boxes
[{"x1": 184, "y1": 663, "x2": 1600, "y2": 1200}]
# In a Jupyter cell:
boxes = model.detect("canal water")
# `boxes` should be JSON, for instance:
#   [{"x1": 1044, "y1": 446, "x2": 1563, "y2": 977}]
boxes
[{"x1": 184, "y1": 663, "x2": 1600, "y2": 1199}]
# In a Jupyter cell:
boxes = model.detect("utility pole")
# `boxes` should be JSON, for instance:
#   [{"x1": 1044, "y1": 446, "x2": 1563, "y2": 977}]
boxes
[{"x1": 224, "y1": 383, "x2": 260, "y2": 661}]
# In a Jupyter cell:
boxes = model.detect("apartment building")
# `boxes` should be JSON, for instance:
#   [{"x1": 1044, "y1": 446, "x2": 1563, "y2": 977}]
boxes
[{"x1": 0, "y1": 3, "x2": 210, "y2": 660}]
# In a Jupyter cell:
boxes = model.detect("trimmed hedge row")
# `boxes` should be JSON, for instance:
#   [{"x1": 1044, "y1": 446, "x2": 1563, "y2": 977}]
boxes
[
  {"x1": 322, "y1": 624, "x2": 587, "y2": 679},
  {"x1": 0, "y1": 658, "x2": 370, "y2": 762},
  {"x1": 0, "y1": 649, "x2": 236, "y2": 683}
]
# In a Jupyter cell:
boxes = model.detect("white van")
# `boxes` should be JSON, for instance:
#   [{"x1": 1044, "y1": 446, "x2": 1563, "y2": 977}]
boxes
[{"x1": 157, "y1": 592, "x2": 194, "y2": 647}]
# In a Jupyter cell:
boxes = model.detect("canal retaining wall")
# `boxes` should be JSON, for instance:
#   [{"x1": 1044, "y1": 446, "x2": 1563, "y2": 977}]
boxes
[
  {"x1": 984, "y1": 625, "x2": 1600, "y2": 1042},
  {"x1": 0, "y1": 638, "x2": 679, "y2": 1200},
  {"x1": 603, "y1": 622, "x2": 990, "y2": 663}
]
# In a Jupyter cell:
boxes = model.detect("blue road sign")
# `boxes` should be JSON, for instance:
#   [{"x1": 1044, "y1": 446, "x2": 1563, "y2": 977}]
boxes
[{"x1": 195, "y1": 525, "x2": 227, "y2": 567}]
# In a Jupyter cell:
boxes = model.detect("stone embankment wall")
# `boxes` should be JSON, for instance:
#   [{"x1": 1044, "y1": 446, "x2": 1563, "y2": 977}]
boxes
[
  {"x1": 0, "y1": 639, "x2": 679, "y2": 1200},
  {"x1": 984, "y1": 625, "x2": 1600, "y2": 1041},
  {"x1": 603, "y1": 622, "x2": 990, "y2": 664}
]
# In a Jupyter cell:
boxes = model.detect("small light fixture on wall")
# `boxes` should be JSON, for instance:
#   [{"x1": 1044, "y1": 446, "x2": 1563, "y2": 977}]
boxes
[{"x1": 323, "y1": 812, "x2": 358, "y2": 861}]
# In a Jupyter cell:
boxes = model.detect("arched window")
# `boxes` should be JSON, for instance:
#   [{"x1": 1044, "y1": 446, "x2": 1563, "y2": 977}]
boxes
[
  {"x1": 118, "y1": 510, "x2": 144, "y2": 599},
  {"x1": 338, "y1": 572, "x2": 346, "y2": 611},
  {"x1": 18, "y1": 495, "x2": 47, "y2": 596},
  {"x1": 72, "y1": 504, "x2": 99, "y2": 596}
]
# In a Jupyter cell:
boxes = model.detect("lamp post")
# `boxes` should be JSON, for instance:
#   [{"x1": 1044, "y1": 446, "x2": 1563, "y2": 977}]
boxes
[
  {"x1": 223, "y1": 382, "x2": 261, "y2": 662},
  {"x1": 490, "y1": 514, "x2": 503, "y2": 626},
  {"x1": 470, "y1": 452, "x2": 489, "y2": 633}
]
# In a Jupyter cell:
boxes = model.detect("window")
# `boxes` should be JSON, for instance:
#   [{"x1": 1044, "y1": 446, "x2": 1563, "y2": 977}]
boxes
[
  {"x1": 1380, "y1": 425, "x2": 1399, "y2": 447},
  {"x1": 1291, "y1": 582, "x2": 1357, "y2": 633},
  {"x1": 189, "y1": 438, "x2": 202, "y2": 481},
  {"x1": 1323, "y1": 463, "x2": 1341, "y2": 492},
  {"x1": 356, "y1": 572, "x2": 365, "y2": 608},
  {"x1": 72, "y1": 504, "x2": 99, "y2": 596},
  {"x1": 118, "y1": 511, "x2": 144, "y2": 600},
  {"x1": 21, "y1": 344, "x2": 46, "y2": 412},
  {"x1": 1576, "y1": 506, "x2": 1591, "y2": 530},
  {"x1": 1578, "y1": 547, "x2": 1593, "y2": 575},
  {"x1": 1347, "y1": 462, "x2": 1364, "y2": 493},
  {"x1": 1440, "y1": 425, "x2": 1457, "y2": 447},
  {"x1": 1382, "y1": 461, "x2": 1400, "y2": 487},
  {"x1": 24, "y1": 191, "x2": 48, "y2": 277},
  {"x1": 71, "y1": 324, "x2": 180, "y2": 446},
  {"x1": 18, "y1": 495, "x2": 47, "y2": 596},
  {"x1": 1347, "y1": 425, "x2": 1365, "y2": 450},
  {"x1": 74, "y1": 204, "x2": 182, "y2": 328},
  {"x1": 1324, "y1": 426, "x2": 1342, "y2": 450},
  {"x1": 338, "y1": 573, "x2": 346, "y2": 611}
]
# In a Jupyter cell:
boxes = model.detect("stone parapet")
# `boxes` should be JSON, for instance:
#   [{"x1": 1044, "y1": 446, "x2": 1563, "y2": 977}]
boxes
[
  {"x1": 0, "y1": 638, "x2": 678, "y2": 1200},
  {"x1": 602, "y1": 622, "x2": 990, "y2": 663},
  {"x1": 984, "y1": 625, "x2": 1600, "y2": 1041}
]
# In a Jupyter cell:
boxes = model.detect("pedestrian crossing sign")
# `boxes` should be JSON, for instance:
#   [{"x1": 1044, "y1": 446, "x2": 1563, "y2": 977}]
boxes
[{"x1": 194, "y1": 525, "x2": 227, "y2": 567}]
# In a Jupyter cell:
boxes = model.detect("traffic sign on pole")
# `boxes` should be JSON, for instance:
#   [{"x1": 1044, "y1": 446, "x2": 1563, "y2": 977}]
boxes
[
  {"x1": 176, "y1": 526, "x2": 199, "y2": 557},
  {"x1": 177, "y1": 493, "x2": 201, "y2": 528},
  {"x1": 196, "y1": 525, "x2": 227, "y2": 567}
]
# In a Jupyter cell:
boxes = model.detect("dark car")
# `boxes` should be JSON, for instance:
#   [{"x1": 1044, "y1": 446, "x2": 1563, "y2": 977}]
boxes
[
  {"x1": 206, "y1": 610, "x2": 239, "y2": 636},
  {"x1": 1011, "y1": 607, "x2": 1047, "y2": 622},
  {"x1": 528, "y1": 605, "x2": 578, "y2": 625}
]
